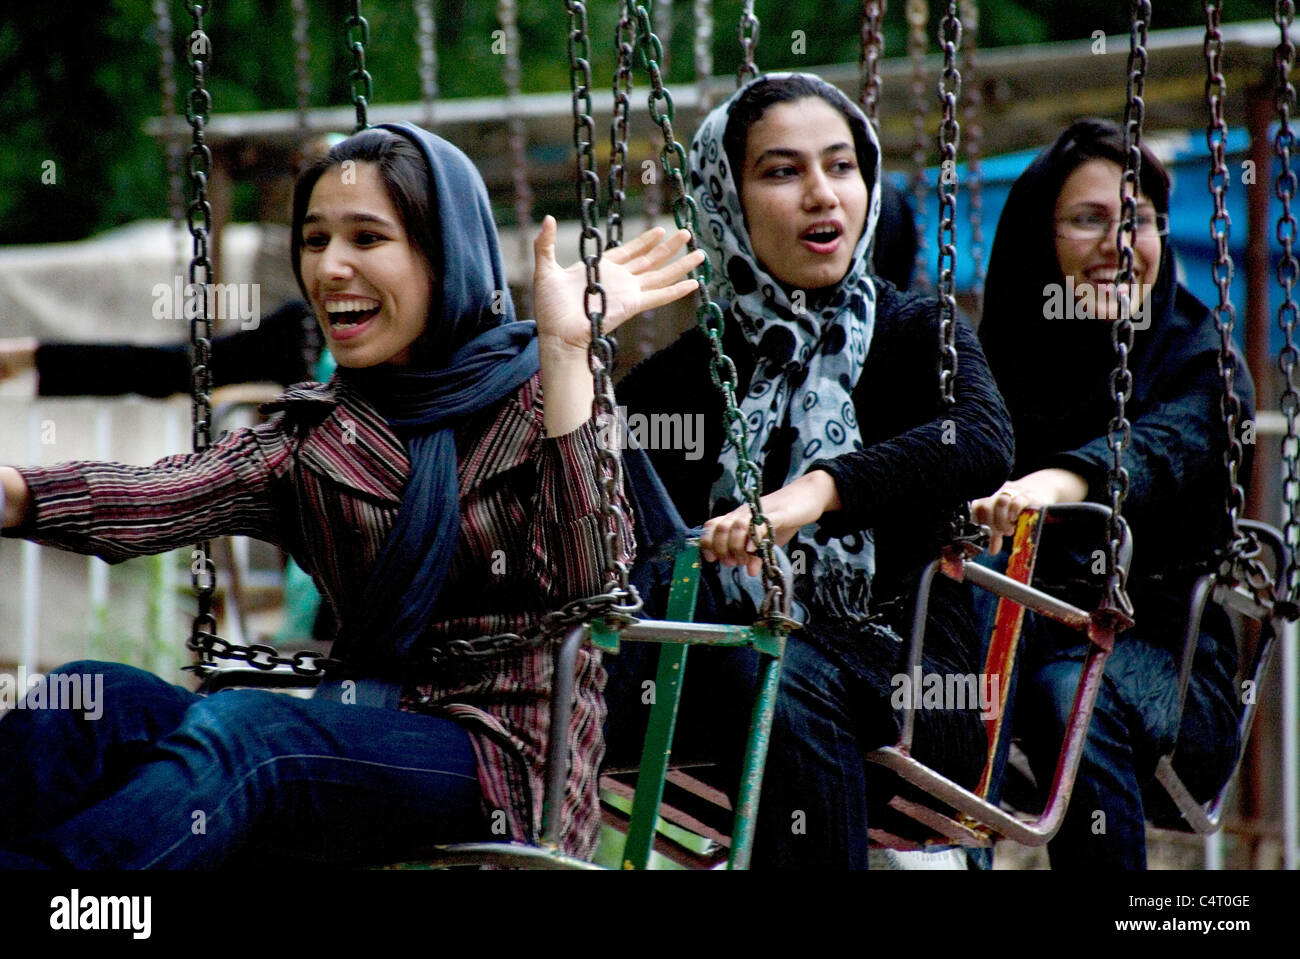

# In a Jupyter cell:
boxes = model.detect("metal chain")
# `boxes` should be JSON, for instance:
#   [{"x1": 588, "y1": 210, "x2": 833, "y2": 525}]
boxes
[
  {"x1": 187, "y1": 642, "x2": 342, "y2": 678},
  {"x1": 1203, "y1": 1, "x2": 1265, "y2": 599},
  {"x1": 936, "y1": 2, "x2": 962, "y2": 410},
  {"x1": 737, "y1": 0, "x2": 760, "y2": 85},
  {"x1": 959, "y1": 0, "x2": 985, "y2": 314},
  {"x1": 935, "y1": 2, "x2": 979, "y2": 546},
  {"x1": 566, "y1": 0, "x2": 640, "y2": 620},
  {"x1": 182, "y1": 1, "x2": 219, "y2": 666},
  {"x1": 609, "y1": 0, "x2": 637, "y2": 249},
  {"x1": 415, "y1": 0, "x2": 439, "y2": 129},
  {"x1": 292, "y1": 0, "x2": 311, "y2": 136},
  {"x1": 1104, "y1": 0, "x2": 1152, "y2": 625},
  {"x1": 642, "y1": 0, "x2": 674, "y2": 228},
  {"x1": 499, "y1": 0, "x2": 534, "y2": 315},
  {"x1": 695, "y1": 0, "x2": 714, "y2": 113},
  {"x1": 633, "y1": 4, "x2": 789, "y2": 621},
  {"x1": 1276, "y1": 0, "x2": 1300, "y2": 608},
  {"x1": 153, "y1": 0, "x2": 184, "y2": 241},
  {"x1": 908, "y1": 0, "x2": 931, "y2": 291},
  {"x1": 859, "y1": 0, "x2": 887, "y2": 125},
  {"x1": 346, "y1": 1, "x2": 373, "y2": 133}
]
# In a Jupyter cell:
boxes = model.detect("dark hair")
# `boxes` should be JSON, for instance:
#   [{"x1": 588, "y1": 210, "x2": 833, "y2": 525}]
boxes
[
  {"x1": 1048, "y1": 118, "x2": 1171, "y2": 214},
  {"x1": 290, "y1": 128, "x2": 441, "y2": 300},
  {"x1": 721, "y1": 75, "x2": 876, "y2": 192}
]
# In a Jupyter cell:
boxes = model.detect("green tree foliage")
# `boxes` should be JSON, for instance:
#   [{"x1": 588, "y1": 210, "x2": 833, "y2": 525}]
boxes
[{"x1": 0, "y1": 0, "x2": 1283, "y2": 244}]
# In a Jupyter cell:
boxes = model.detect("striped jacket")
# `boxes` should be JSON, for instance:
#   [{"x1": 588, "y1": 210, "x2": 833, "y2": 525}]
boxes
[{"x1": 11, "y1": 371, "x2": 630, "y2": 859}]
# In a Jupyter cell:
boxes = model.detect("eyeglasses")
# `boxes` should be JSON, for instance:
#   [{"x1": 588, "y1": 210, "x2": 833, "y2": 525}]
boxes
[{"x1": 1055, "y1": 211, "x2": 1170, "y2": 240}]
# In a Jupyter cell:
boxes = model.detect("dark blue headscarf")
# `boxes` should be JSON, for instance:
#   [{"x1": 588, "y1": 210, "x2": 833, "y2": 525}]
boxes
[{"x1": 331, "y1": 122, "x2": 539, "y2": 672}]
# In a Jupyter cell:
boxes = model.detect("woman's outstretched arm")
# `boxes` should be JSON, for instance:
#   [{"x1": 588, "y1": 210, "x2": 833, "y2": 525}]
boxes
[{"x1": 0, "y1": 424, "x2": 289, "y2": 559}]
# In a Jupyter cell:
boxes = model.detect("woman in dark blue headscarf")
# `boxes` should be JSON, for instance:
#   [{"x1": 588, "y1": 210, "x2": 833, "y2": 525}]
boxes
[
  {"x1": 0, "y1": 123, "x2": 702, "y2": 867},
  {"x1": 973, "y1": 118, "x2": 1253, "y2": 869}
]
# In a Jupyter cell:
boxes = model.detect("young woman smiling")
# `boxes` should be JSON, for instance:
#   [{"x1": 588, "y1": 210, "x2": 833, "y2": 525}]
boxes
[
  {"x1": 972, "y1": 119, "x2": 1254, "y2": 869},
  {"x1": 0, "y1": 123, "x2": 702, "y2": 868}
]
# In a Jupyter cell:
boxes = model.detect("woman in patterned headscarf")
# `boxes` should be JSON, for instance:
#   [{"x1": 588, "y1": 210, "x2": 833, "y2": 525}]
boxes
[{"x1": 613, "y1": 73, "x2": 1014, "y2": 867}]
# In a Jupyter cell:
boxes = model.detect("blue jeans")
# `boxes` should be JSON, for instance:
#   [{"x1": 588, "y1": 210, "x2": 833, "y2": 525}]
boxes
[
  {"x1": 0, "y1": 661, "x2": 490, "y2": 869},
  {"x1": 602, "y1": 616, "x2": 984, "y2": 869},
  {"x1": 1016, "y1": 620, "x2": 1240, "y2": 870}
]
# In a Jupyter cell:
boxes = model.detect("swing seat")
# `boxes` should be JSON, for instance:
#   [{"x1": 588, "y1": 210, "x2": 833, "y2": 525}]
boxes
[
  {"x1": 401, "y1": 538, "x2": 793, "y2": 870},
  {"x1": 1152, "y1": 519, "x2": 1290, "y2": 834},
  {"x1": 864, "y1": 502, "x2": 1133, "y2": 850}
]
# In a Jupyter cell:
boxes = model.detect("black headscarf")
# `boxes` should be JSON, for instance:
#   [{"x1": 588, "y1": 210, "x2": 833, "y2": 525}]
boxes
[{"x1": 980, "y1": 118, "x2": 1230, "y2": 479}]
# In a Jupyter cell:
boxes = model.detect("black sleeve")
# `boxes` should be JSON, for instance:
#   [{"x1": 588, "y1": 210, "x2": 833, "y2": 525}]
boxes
[
  {"x1": 34, "y1": 301, "x2": 316, "y2": 398},
  {"x1": 1048, "y1": 351, "x2": 1243, "y2": 513},
  {"x1": 615, "y1": 328, "x2": 728, "y2": 528},
  {"x1": 810, "y1": 286, "x2": 1015, "y2": 536}
]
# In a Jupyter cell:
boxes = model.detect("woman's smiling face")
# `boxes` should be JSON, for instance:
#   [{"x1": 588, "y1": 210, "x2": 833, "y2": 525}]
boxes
[
  {"x1": 737, "y1": 97, "x2": 869, "y2": 292},
  {"x1": 1053, "y1": 157, "x2": 1163, "y2": 320},
  {"x1": 298, "y1": 161, "x2": 434, "y2": 368}
]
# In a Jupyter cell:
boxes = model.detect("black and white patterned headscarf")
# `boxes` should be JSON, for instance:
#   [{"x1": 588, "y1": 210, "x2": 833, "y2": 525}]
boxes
[{"x1": 689, "y1": 73, "x2": 882, "y2": 625}]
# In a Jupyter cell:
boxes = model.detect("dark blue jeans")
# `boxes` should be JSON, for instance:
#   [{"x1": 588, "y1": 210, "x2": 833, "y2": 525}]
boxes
[
  {"x1": 0, "y1": 661, "x2": 490, "y2": 869},
  {"x1": 603, "y1": 619, "x2": 983, "y2": 869},
  {"x1": 1016, "y1": 620, "x2": 1240, "y2": 870}
]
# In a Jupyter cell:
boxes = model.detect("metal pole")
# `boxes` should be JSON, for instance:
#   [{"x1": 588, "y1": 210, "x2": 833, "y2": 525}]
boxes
[
  {"x1": 1284, "y1": 615, "x2": 1298, "y2": 870},
  {"x1": 21, "y1": 406, "x2": 40, "y2": 676}
]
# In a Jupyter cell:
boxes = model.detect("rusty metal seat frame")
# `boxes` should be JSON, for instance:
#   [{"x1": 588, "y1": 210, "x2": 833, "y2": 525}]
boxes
[
  {"x1": 865, "y1": 502, "x2": 1132, "y2": 850},
  {"x1": 1153, "y1": 519, "x2": 1289, "y2": 833}
]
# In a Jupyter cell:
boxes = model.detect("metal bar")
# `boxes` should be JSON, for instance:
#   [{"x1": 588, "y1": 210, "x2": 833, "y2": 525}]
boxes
[
  {"x1": 617, "y1": 619, "x2": 756, "y2": 645},
  {"x1": 622, "y1": 544, "x2": 702, "y2": 869},
  {"x1": 541, "y1": 625, "x2": 586, "y2": 847},
  {"x1": 1170, "y1": 575, "x2": 1216, "y2": 746},
  {"x1": 898, "y1": 559, "x2": 939, "y2": 751},
  {"x1": 1284, "y1": 615, "x2": 1298, "y2": 870},
  {"x1": 1033, "y1": 627, "x2": 1113, "y2": 836},
  {"x1": 21, "y1": 406, "x2": 40, "y2": 675},
  {"x1": 865, "y1": 623, "x2": 1116, "y2": 847},
  {"x1": 1204, "y1": 829, "x2": 1224, "y2": 870},
  {"x1": 622, "y1": 644, "x2": 690, "y2": 868},
  {"x1": 416, "y1": 842, "x2": 604, "y2": 870},
  {"x1": 887, "y1": 795, "x2": 987, "y2": 845},
  {"x1": 728, "y1": 630, "x2": 785, "y2": 869},
  {"x1": 960, "y1": 560, "x2": 1092, "y2": 630},
  {"x1": 1154, "y1": 755, "x2": 1216, "y2": 833},
  {"x1": 973, "y1": 510, "x2": 1042, "y2": 797},
  {"x1": 1212, "y1": 581, "x2": 1274, "y2": 620}
]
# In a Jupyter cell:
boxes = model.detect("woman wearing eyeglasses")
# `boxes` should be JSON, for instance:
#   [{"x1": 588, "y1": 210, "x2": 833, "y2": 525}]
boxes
[{"x1": 970, "y1": 119, "x2": 1253, "y2": 869}]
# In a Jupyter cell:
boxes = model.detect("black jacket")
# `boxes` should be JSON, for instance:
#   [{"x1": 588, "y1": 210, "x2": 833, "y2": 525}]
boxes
[{"x1": 616, "y1": 279, "x2": 1015, "y2": 658}]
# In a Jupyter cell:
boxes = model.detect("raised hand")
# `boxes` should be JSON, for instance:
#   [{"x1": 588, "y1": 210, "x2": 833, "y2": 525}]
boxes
[
  {"x1": 532, "y1": 216, "x2": 705, "y2": 437},
  {"x1": 532, "y1": 216, "x2": 704, "y2": 353}
]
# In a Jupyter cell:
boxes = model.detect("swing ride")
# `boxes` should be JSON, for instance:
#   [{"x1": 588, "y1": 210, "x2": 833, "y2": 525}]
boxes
[{"x1": 4, "y1": 0, "x2": 1299, "y2": 870}]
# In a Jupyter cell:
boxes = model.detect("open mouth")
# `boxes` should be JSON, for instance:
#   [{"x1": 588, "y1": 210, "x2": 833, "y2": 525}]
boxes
[
  {"x1": 800, "y1": 224, "x2": 843, "y2": 244},
  {"x1": 324, "y1": 298, "x2": 381, "y2": 329}
]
